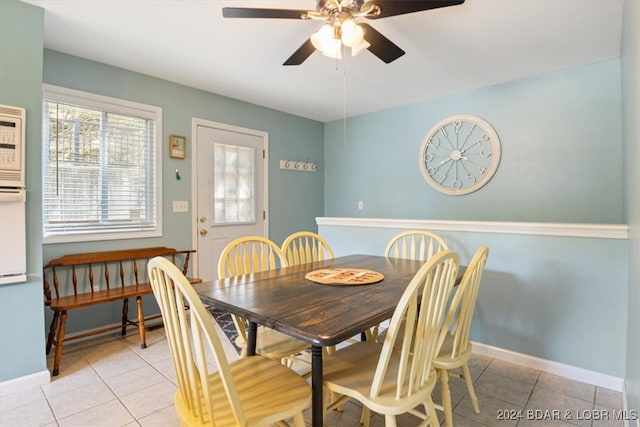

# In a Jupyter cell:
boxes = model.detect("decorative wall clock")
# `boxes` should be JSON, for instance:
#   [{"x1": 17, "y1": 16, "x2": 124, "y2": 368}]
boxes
[{"x1": 418, "y1": 114, "x2": 501, "y2": 196}]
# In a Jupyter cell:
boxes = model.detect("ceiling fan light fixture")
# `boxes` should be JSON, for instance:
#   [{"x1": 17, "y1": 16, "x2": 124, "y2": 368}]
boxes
[
  {"x1": 340, "y1": 19, "x2": 364, "y2": 47},
  {"x1": 311, "y1": 24, "x2": 334, "y2": 50},
  {"x1": 312, "y1": 23, "x2": 343, "y2": 58},
  {"x1": 321, "y1": 39, "x2": 343, "y2": 58},
  {"x1": 350, "y1": 38, "x2": 370, "y2": 56}
]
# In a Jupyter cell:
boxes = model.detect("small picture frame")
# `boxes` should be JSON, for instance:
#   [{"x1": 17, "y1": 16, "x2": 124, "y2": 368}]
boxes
[{"x1": 169, "y1": 134, "x2": 186, "y2": 159}]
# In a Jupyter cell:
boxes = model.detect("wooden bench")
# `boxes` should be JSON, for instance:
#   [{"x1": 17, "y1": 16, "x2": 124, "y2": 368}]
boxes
[{"x1": 43, "y1": 246, "x2": 200, "y2": 376}]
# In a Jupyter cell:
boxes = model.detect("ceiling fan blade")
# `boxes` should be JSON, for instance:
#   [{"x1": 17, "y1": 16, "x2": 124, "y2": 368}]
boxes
[
  {"x1": 363, "y1": 0, "x2": 465, "y2": 19},
  {"x1": 283, "y1": 39, "x2": 316, "y2": 66},
  {"x1": 360, "y1": 23, "x2": 405, "y2": 63},
  {"x1": 222, "y1": 7, "x2": 308, "y2": 19}
]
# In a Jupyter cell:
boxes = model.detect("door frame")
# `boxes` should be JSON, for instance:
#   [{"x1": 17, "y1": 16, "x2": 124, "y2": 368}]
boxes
[{"x1": 190, "y1": 117, "x2": 269, "y2": 278}]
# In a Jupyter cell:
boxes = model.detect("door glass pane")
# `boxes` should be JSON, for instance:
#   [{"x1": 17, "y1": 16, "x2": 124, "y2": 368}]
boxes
[{"x1": 213, "y1": 143, "x2": 255, "y2": 224}]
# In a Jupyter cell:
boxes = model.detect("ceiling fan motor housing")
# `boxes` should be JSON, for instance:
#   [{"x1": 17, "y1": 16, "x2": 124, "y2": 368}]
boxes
[{"x1": 317, "y1": 0, "x2": 365, "y2": 14}]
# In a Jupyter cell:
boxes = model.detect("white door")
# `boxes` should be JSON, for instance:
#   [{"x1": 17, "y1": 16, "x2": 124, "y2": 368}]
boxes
[{"x1": 193, "y1": 120, "x2": 268, "y2": 282}]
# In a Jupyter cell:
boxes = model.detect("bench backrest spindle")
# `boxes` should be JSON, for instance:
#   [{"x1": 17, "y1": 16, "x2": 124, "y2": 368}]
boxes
[
  {"x1": 105, "y1": 262, "x2": 111, "y2": 290},
  {"x1": 72, "y1": 265, "x2": 79, "y2": 296},
  {"x1": 133, "y1": 260, "x2": 139, "y2": 286},
  {"x1": 181, "y1": 252, "x2": 192, "y2": 275},
  {"x1": 89, "y1": 264, "x2": 94, "y2": 294}
]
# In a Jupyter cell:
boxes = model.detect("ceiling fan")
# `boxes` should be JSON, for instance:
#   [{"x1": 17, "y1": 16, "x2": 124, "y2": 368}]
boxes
[{"x1": 222, "y1": 0, "x2": 465, "y2": 66}]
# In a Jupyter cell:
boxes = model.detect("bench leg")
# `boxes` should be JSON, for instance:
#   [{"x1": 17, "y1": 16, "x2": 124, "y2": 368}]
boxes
[
  {"x1": 136, "y1": 296, "x2": 147, "y2": 349},
  {"x1": 46, "y1": 311, "x2": 60, "y2": 355},
  {"x1": 121, "y1": 298, "x2": 129, "y2": 336},
  {"x1": 52, "y1": 310, "x2": 67, "y2": 376}
]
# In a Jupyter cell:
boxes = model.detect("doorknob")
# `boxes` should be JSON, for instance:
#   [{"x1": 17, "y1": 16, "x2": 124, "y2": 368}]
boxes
[{"x1": 200, "y1": 229, "x2": 208, "y2": 237}]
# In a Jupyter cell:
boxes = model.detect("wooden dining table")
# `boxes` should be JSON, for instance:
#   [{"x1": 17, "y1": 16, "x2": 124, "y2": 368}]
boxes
[{"x1": 194, "y1": 254, "x2": 456, "y2": 427}]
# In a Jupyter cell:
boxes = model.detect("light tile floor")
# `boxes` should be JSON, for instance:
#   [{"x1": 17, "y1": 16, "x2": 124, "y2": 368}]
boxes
[{"x1": 0, "y1": 322, "x2": 625, "y2": 427}]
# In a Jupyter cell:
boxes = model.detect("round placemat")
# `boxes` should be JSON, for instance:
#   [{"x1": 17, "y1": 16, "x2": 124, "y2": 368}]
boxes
[{"x1": 305, "y1": 268, "x2": 384, "y2": 286}]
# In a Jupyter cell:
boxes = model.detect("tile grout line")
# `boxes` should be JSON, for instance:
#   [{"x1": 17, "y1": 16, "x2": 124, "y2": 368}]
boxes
[
  {"x1": 515, "y1": 372, "x2": 541, "y2": 427},
  {"x1": 38, "y1": 383, "x2": 58, "y2": 426},
  {"x1": 93, "y1": 361, "x2": 141, "y2": 427}
]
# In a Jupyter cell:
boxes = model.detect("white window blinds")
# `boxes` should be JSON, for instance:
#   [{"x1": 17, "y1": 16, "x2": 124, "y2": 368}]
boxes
[{"x1": 42, "y1": 85, "x2": 162, "y2": 242}]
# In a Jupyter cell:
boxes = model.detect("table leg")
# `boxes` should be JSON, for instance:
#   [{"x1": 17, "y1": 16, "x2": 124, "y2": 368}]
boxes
[
  {"x1": 247, "y1": 321, "x2": 257, "y2": 356},
  {"x1": 311, "y1": 345, "x2": 323, "y2": 427}
]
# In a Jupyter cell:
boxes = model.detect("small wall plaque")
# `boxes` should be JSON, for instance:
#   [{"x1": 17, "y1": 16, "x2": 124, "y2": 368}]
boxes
[{"x1": 169, "y1": 134, "x2": 186, "y2": 159}]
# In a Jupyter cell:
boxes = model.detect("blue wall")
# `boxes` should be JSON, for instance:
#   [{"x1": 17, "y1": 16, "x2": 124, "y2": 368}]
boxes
[
  {"x1": 622, "y1": 0, "x2": 640, "y2": 415},
  {"x1": 0, "y1": 0, "x2": 46, "y2": 382},
  {"x1": 325, "y1": 60, "x2": 623, "y2": 223}
]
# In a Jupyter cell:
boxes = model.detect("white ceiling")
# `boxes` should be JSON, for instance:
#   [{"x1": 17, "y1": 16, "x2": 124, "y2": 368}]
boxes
[{"x1": 25, "y1": 0, "x2": 624, "y2": 123}]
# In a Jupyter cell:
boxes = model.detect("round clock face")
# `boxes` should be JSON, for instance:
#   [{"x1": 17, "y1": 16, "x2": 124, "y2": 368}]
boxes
[{"x1": 419, "y1": 114, "x2": 501, "y2": 196}]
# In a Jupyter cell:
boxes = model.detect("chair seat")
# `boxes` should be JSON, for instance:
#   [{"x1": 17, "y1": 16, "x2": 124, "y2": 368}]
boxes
[
  {"x1": 175, "y1": 355, "x2": 311, "y2": 426},
  {"x1": 234, "y1": 325, "x2": 311, "y2": 361},
  {"x1": 433, "y1": 332, "x2": 472, "y2": 368},
  {"x1": 323, "y1": 341, "x2": 438, "y2": 415}
]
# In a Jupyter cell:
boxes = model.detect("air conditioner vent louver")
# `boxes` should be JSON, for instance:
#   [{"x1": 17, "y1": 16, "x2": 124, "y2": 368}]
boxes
[{"x1": 0, "y1": 106, "x2": 23, "y2": 116}]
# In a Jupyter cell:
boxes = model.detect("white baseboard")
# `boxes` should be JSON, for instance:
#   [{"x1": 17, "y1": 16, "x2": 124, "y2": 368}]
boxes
[
  {"x1": 472, "y1": 341, "x2": 624, "y2": 391},
  {"x1": 367, "y1": 326, "x2": 625, "y2": 392},
  {"x1": 0, "y1": 370, "x2": 50, "y2": 396}
]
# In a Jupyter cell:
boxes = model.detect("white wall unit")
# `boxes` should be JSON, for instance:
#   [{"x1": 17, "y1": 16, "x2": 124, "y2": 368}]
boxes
[{"x1": 0, "y1": 104, "x2": 26, "y2": 285}]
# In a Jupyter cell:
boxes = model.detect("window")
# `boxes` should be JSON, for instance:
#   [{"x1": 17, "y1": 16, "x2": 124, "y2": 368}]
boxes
[
  {"x1": 213, "y1": 143, "x2": 255, "y2": 224},
  {"x1": 42, "y1": 85, "x2": 162, "y2": 243}
]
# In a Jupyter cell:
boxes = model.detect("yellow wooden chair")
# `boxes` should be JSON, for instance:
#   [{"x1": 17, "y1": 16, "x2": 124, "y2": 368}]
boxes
[
  {"x1": 384, "y1": 229, "x2": 449, "y2": 261},
  {"x1": 217, "y1": 236, "x2": 312, "y2": 366},
  {"x1": 281, "y1": 231, "x2": 335, "y2": 265},
  {"x1": 369, "y1": 229, "x2": 450, "y2": 341},
  {"x1": 147, "y1": 257, "x2": 310, "y2": 427},
  {"x1": 323, "y1": 250, "x2": 460, "y2": 427},
  {"x1": 433, "y1": 246, "x2": 489, "y2": 427}
]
